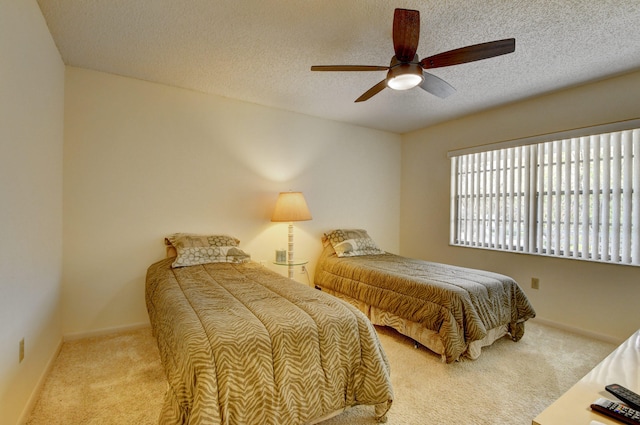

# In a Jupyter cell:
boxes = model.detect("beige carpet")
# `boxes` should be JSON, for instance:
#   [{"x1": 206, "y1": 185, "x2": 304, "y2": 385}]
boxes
[{"x1": 25, "y1": 321, "x2": 616, "y2": 425}]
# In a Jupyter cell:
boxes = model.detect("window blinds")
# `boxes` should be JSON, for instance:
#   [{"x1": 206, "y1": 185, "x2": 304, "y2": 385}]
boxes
[{"x1": 450, "y1": 127, "x2": 640, "y2": 266}]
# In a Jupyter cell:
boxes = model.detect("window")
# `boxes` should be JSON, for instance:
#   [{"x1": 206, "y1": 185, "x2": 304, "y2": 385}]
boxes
[{"x1": 449, "y1": 120, "x2": 640, "y2": 266}]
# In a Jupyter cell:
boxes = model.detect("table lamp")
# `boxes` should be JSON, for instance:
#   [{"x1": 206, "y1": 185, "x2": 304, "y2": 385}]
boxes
[{"x1": 271, "y1": 191, "x2": 312, "y2": 278}]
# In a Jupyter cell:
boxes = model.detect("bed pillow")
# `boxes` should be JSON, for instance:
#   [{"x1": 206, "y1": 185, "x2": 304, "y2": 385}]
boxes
[
  {"x1": 165, "y1": 233, "x2": 251, "y2": 267},
  {"x1": 324, "y1": 229, "x2": 385, "y2": 257}
]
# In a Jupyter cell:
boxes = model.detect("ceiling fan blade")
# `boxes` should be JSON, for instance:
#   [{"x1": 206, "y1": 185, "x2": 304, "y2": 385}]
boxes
[
  {"x1": 420, "y1": 38, "x2": 515, "y2": 69},
  {"x1": 420, "y1": 72, "x2": 456, "y2": 99},
  {"x1": 393, "y1": 8, "x2": 420, "y2": 63},
  {"x1": 311, "y1": 65, "x2": 388, "y2": 71},
  {"x1": 355, "y1": 80, "x2": 387, "y2": 102}
]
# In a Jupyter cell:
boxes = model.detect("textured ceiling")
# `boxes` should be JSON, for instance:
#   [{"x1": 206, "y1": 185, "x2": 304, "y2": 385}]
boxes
[{"x1": 37, "y1": 0, "x2": 640, "y2": 134}]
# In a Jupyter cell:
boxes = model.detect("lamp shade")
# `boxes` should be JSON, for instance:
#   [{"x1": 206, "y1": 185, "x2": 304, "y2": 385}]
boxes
[{"x1": 271, "y1": 191, "x2": 312, "y2": 222}]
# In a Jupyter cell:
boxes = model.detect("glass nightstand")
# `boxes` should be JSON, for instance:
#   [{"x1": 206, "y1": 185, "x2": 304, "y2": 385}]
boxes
[
  {"x1": 272, "y1": 259, "x2": 308, "y2": 280},
  {"x1": 272, "y1": 259, "x2": 308, "y2": 267}
]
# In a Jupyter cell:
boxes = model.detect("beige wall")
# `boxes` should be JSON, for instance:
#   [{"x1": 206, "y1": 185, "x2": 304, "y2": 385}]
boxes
[
  {"x1": 0, "y1": 1, "x2": 65, "y2": 424},
  {"x1": 63, "y1": 67, "x2": 401, "y2": 336},
  {"x1": 401, "y1": 70, "x2": 640, "y2": 343}
]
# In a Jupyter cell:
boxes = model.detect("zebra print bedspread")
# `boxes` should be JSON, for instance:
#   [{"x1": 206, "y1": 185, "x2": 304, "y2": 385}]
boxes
[
  {"x1": 314, "y1": 247, "x2": 536, "y2": 363},
  {"x1": 145, "y1": 257, "x2": 393, "y2": 425}
]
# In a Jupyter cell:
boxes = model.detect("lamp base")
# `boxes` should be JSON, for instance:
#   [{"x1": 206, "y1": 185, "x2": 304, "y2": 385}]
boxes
[{"x1": 287, "y1": 223, "x2": 294, "y2": 278}]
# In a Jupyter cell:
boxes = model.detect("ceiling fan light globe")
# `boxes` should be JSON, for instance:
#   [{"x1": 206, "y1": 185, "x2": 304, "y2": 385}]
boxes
[
  {"x1": 387, "y1": 73, "x2": 423, "y2": 90},
  {"x1": 386, "y1": 63, "x2": 424, "y2": 90}
]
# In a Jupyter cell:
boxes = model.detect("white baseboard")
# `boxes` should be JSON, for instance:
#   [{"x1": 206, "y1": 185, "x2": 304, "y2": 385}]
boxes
[
  {"x1": 63, "y1": 321, "x2": 151, "y2": 341},
  {"x1": 17, "y1": 338, "x2": 63, "y2": 425},
  {"x1": 530, "y1": 317, "x2": 623, "y2": 345}
]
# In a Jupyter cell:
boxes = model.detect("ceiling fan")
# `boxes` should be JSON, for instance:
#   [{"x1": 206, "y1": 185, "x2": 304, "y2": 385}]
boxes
[{"x1": 311, "y1": 8, "x2": 515, "y2": 102}]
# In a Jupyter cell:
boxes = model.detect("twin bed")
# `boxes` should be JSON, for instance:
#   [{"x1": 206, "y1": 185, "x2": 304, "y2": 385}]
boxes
[
  {"x1": 146, "y1": 233, "x2": 393, "y2": 425},
  {"x1": 314, "y1": 230, "x2": 536, "y2": 363},
  {"x1": 146, "y1": 230, "x2": 535, "y2": 424}
]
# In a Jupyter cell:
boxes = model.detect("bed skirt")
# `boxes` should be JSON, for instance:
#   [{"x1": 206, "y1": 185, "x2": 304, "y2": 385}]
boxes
[{"x1": 317, "y1": 285, "x2": 509, "y2": 362}]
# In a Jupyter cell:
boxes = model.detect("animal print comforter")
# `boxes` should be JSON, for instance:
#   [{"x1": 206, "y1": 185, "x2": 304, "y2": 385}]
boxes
[
  {"x1": 314, "y1": 247, "x2": 536, "y2": 363},
  {"x1": 146, "y1": 257, "x2": 393, "y2": 425}
]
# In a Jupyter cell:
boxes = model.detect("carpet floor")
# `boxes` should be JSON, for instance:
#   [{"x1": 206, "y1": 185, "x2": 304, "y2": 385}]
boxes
[{"x1": 25, "y1": 321, "x2": 616, "y2": 424}]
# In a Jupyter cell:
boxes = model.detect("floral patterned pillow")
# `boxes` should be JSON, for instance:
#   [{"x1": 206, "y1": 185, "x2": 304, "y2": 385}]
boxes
[
  {"x1": 165, "y1": 233, "x2": 251, "y2": 267},
  {"x1": 324, "y1": 229, "x2": 385, "y2": 257}
]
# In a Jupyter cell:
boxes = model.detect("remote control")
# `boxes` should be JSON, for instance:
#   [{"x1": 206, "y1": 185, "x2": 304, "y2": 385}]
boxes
[
  {"x1": 607, "y1": 384, "x2": 640, "y2": 411},
  {"x1": 591, "y1": 397, "x2": 640, "y2": 424}
]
